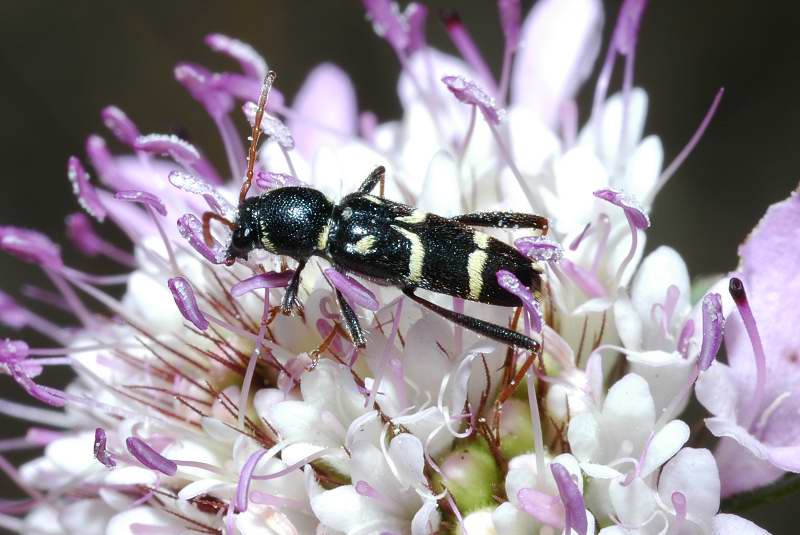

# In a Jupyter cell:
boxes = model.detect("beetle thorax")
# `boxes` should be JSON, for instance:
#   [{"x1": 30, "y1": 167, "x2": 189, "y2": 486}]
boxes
[{"x1": 235, "y1": 187, "x2": 333, "y2": 260}]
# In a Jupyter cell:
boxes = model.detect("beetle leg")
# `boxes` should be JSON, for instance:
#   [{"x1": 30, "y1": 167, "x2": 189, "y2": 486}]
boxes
[
  {"x1": 451, "y1": 211, "x2": 549, "y2": 234},
  {"x1": 281, "y1": 260, "x2": 306, "y2": 315},
  {"x1": 357, "y1": 165, "x2": 386, "y2": 197},
  {"x1": 335, "y1": 289, "x2": 367, "y2": 348},
  {"x1": 401, "y1": 288, "x2": 540, "y2": 352}
]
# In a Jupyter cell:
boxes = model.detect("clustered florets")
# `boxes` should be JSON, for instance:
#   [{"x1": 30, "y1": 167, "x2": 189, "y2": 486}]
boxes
[{"x1": 0, "y1": 1, "x2": 795, "y2": 534}]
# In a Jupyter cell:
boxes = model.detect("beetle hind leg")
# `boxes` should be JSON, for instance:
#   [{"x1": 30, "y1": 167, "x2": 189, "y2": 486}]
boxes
[{"x1": 401, "y1": 288, "x2": 540, "y2": 352}]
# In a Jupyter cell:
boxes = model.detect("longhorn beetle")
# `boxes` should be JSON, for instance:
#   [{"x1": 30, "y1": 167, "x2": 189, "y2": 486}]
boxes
[{"x1": 202, "y1": 72, "x2": 547, "y2": 352}]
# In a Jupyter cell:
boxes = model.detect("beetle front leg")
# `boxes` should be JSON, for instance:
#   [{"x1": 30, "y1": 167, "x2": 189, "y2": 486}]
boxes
[
  {"x1": 357, "y1": 165, "x2": 386, "y2": 197},
  {"x1": 281, "y1": 260, "x2": 307, "y2": 315},
  {"x1": 335, "y1": 289, "x2": 367, "y2": 348}
]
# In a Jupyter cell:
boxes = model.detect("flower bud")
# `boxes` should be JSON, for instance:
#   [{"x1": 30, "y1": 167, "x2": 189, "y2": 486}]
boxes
[{"x1": 433, "y1": 439, "x2": 501, "y2": 513}]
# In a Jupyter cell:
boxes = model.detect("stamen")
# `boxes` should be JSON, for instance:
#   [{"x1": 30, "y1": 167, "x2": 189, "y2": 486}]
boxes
[
  {"x1": 168, "y1": 277, "x2": 209, "y2": 331},
  {"x1": 7, "y1": 363, "x2": 66, "y2": 407},
  {"x1": 591, "y1": 214, "x2": 611, "y2": 274},
  {"x1": 569, "y1": 222, "x2": 593, "y2": 251},
  {"x1": 255, "y1": 170, "x2": 302, "y2": 191},
  {"x1": 697, "y1": 293, "x2": 723, "y2": 371},
  {"x1": 169, "y1": 171, "x2": 236, "y2": 219},
  {"x1": 0, "y1": 226, "x2": 63, "y2": 269},
  {"x1": 65, "y1": 213, "x2": 136, "y2": 266},
  {"x1": 240, "y1": 296, "x2": 268, "y2": 427},
  {"x1": 250, "y1": 447, "x2": 341, "y2": 480},
  {"x1": 497, "y1": 0, "x2": 521, "y2": 103},
  {"x1": 551, "y1": 462, "x2": 587, "y2": 535},
  {"x1": 366, "y1": 297, "x2": 404, "y2": 408},
  {"x1": 646, "y1": 87, "x2": 724, "y2": 205},
  {"x1": 94, "y1": 427, "x2": 116, "y2": 467},
  {"x1": 442, "y1": 76, "x2": 505, "y2": 125},
  {"x1": 101, "y1": 105, "x2": 141, "y2": 147},
  {"x1": 67, "y1": 156, "x2": 107, "y2": 222},
  {"x1": 235, "y1": 441, "x2": 288, "y2": 512},
  {"x1": 0, "y1": 398, "x2": 73, "y2": 428},
  {"x1": 126, "y1": 436, "x2": 177, "y2": 476},
  {"x1": 728, "y1": 277, "x2": 767, "y2": 427},
  {"x1": 242, "y1": 101, "x2": 295, "y2": 150},
  {"x1": 615, "y1": 0, "x2": 649, "y2": 172},
  {"x1": 205, "y1": 34, "x2": 267, "y2": 80},
  {"x1": 560, "y1": 100, "x2": 579, "y2": 150},
  {"x1": 671, "y1": 491, "x2": 687, "y2": 530},
  {"x1": 496, "y1": 269, "x2": 543, "y2": 332},
  {"x1": 527, "y1": 364, "x2": 547, "y2": 488},
  {"x1": 677, "y1": 319, "x2": 695, "y2": 358},
  {"x1": 178, "y1": 213, "x2": 227, "y2": 265},
  {"x1": 440, "y1": 11, "x2": 498, "y2": 95},
  {"x1": 230, "y1": 271, "x2": 294, "y2": 297},
  {"x1": 0, "y1": 340, "x2": 29, "y2": 363},
  {"x1": 324, "y1": 269, "x2": 379, "y2": 311},
  {"x1": 517, "y1": 488, "x2": 563, "y2": 528},
  {"x1": 593, "y1": 188, "x2": 650, "y2": 282},
  {"x1": 364, "y1": 0, "x2": 412, "y2": 54},
  {"x1": 135, "y1": 133, "x2": 221, "y2": 183},
  {"x1": 558, "y1": 259, "x2": 606, "y2": 299},
  {"x1": 115, "y1": 190, "x2": 178, "y2": 272}
]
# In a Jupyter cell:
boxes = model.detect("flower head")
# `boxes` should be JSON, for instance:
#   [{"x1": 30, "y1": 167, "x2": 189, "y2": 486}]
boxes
[{"x1": 0, "y1": 2, "x2": 779, "y2": 534}]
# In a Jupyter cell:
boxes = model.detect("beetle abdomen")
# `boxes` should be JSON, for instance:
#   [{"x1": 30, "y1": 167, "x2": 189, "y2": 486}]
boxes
[{"x1": 327, "y1": 193, "x2": 537, "y2": 306}]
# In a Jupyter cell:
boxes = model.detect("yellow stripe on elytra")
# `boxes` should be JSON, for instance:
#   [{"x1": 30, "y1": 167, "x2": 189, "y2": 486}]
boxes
[
  {"x1": 391, "y1": 225, "x2": 424, "y2": 283},
  {"x1": 473, "y1": 231, "x2": 490, "y2": 249},
  {"x1": 354, "y1": 235, "x2": 377, "y2": 255},
  {"x1": 467, "y1": 249, "x2": 488, "y2": 300},
  {"x1": 395, "y1": 210, "x2": 427, "y2": 224},
  {"x1": 317, "y1": 223, "x2": 330, "y2": 251}
]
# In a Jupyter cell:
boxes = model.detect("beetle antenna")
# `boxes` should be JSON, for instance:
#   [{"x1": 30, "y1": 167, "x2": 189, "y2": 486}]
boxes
[
  {"x1": 202, "y1": 211, "x2": 237, "y2": 246},
  {"x1": 241, "y1": 70, "x2": 277, "y2": 204}
]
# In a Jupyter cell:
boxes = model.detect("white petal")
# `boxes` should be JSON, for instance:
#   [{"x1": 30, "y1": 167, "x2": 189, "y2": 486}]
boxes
[
  {"x1": 579, "y1": 462, "x2": 621, "y2": 479},
  {"x1": 626, "y1": 350, "x2": 694, "y2": 418},
  {"x1": 551, "y1": 146, "x2": 609, "y2": 234},
  {"x1": 614, "y1": 288, "x2": 643, "y2": 351},
  {"x1": 712, "y1": 513, "x2": 770, "y2": 534},
  {"x1": 388, "y1": 433, "x2": 427, "y2": 489},
  {"x1": 567, "y1": 412, "x2": 600, "y2": 462},
  {"x1": 418, "y1": 150, "x2": 462, "y2": 216},
  {"x1": 493, "y1": 502, "x2": 537, "y2": 535},
  {"x1": 461, "y1": 509, "x2": 497, "y2": 535},
  {"x1": 311, "y1": 485, "x2": 397, "y2": 533},
  {"x1": 622, "y1": 135, "x2": 663, "y2": 204},
  {"x1": 579, "y1": 89, "x2": 649, "y2": 171},
  {"x1": 695, "y1": 361, "x2": 740, "y2": 420},
  {"x1": 639, "y1": 419, "x2": 690, "y2": 478},
  {"x1": 178, "y1": 478, "x2": 228, "y2": 501},
  {"x1": 608, "y1": 476, "x2": 657, "y2": 527},
  {"x1": 105, "y1": 506, "x2": 178, "y2": 535},
  {"x1": 658, "y1": 448, "x2": 720, "y2": 522},
  {"x1": 59, "y1": 500, "x2": 114, "y2": 535},
  {"x1": 411, "y1": 498, "x2": 441, "y2": 535},
  {"x1": 104, "y1": 466, "x2": 158, "y2": 487},
  {"x1": 511, "y1": 0, "x2": 604, "y2": 127},
  {"x1": 631, "y1": 246, "x2": 690, "y2": 327},
  {"x1": 601, "y1": 374, "x2": 655, "y2": 455}
]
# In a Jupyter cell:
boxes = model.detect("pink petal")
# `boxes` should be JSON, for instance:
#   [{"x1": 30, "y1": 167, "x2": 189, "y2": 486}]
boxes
[
  {"x1": 511, "y1": 0, "x2": 604, "y2": 126},
  {"x1": 289, "y1": 63, "x2": 357, "y2": 159}
]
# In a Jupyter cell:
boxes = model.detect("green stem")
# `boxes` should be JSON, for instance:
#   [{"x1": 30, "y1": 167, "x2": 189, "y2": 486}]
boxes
[{"x1": 721, "y1": 473, "x2": 800, "y2": 513}]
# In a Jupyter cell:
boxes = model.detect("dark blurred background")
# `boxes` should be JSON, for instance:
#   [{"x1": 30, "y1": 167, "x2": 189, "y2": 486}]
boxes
[{"x1": 0, "y1": 1, "x2": 797, "y2": 532}]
